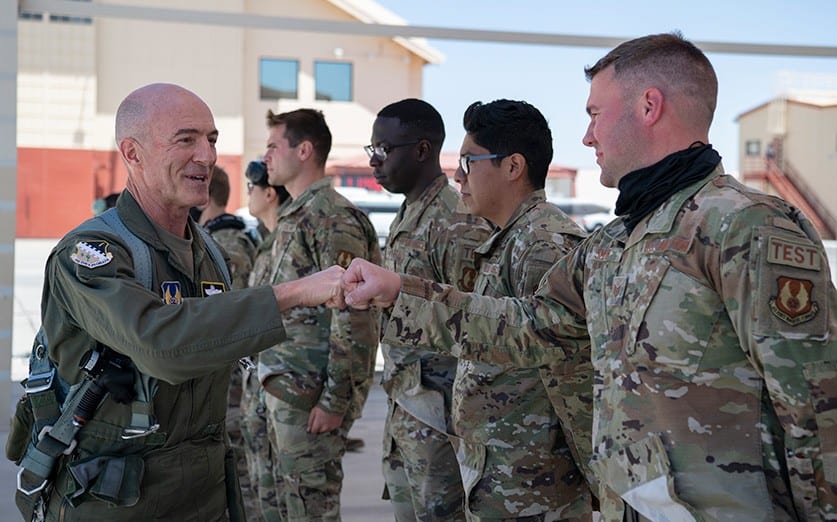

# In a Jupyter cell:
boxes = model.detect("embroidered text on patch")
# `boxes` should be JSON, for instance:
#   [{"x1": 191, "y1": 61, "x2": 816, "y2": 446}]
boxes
[
  {"x1": 769, "y1": 276, "x2": 819, "y2": 325},
  {"x1": 70, "y1": 241, "x2": 113, "y2": 268}
]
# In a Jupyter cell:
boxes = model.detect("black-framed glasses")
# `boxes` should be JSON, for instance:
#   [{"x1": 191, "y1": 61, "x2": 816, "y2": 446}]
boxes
[
  {"x1": 458, "y1": 153, "x2": 509, "y2": 175},
  {"x1": 363, "y1": 141, "x2": 421, "y2": 161}
]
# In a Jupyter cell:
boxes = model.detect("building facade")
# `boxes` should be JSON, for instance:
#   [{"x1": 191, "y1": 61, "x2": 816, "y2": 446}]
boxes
[
  {"x1": 737, "y1": 96, "x2": 837, "y2": 239},
  {"x1": 16, "y1": 0, "x2": 443, "y2": 237}
]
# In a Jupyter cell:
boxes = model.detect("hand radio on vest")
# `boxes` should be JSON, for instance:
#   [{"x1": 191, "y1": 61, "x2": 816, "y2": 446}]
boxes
[{"x1": 73, "y1": 346, "x2": 136, "y2": 427}]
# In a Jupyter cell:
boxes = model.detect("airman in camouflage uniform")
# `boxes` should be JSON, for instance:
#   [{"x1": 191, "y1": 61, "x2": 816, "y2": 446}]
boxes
[
  {"x1": 343, "y1": 34, "x2": 837, "y2": 521},
  {"x1": 449, "y1": 100, "x2": 592, "y2": 521},
  {"x1": 199, "y1": 165, "x2": 260, "y2": 518},
  {"x1": 241, "y1": 160, "x2": 291, "y2": 521},
  {"x1": 368, "y1": 99, "x2": 492, "y2": 521},
  {"x1": 259, "y1": 109, "x2": 381, "y2": 521},
  {"x1": 30, "y1": 83, "x2": 344, "y2": 521}
]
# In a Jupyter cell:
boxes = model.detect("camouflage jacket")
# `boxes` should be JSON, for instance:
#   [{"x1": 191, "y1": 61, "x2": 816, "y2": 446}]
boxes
[
  {"x1": 382, "y1": 175, "x2": 490, "y2": 432},
  {"x1": 259, "y1": 177, "x2": 382, "y2": 420},
  {"x1": 41, "y1": 190, "x2": 288, "y2": 518},
  {"x1": 205, "y1": 215, "x2": 256, "y2": 290},
  {"x1": 451, "y1": 190, "x2": 592, "y2": 519},
  {"x1": 383, "y1": 167, "x2": 837, "y2": 521}
]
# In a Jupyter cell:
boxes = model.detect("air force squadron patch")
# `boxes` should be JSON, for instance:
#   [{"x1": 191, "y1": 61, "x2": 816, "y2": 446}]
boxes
[
  {"x1": 161, "y1": 281, "x2": 182, "y2": 305},
  {"x1": 201, "y1": 281, "x2": 226, "y2": 297},
  {"x1": 770, "y1": 276, "x2": 818, "y2": 325},
  {"x1": 70, "y1": 241, "x2": 113, "y2": 269}
]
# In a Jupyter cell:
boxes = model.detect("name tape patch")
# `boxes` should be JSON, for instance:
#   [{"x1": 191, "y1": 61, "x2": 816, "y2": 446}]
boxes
[{"x1": 767, "y1": 236, "x2": 821, "y2": 271}]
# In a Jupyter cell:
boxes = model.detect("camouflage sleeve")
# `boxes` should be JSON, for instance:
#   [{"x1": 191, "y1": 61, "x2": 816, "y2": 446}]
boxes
[
  {"x1": 720, "y1": 207, "x2": 837, "y2": 516},
  {"x1": 311, "y1": 210, "x2": 381, "y2": 415},
  {"x1": 382, "y1": 245, "x2": 589, "y2": 368},
  {"x1": 430, "y1": 213, "x2": 491, "y2": 291}
]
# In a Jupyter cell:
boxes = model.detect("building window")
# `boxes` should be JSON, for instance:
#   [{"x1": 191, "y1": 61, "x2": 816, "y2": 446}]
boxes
[
  {"x1": 315, "y1": 61, "x2": 352, "y2": 102},
  {"x1": 260, "y1": 58, "x2": 298, "y2": 100},
  {"x1": 745, "y1": 140, "x2": 761, "y2": 156}
]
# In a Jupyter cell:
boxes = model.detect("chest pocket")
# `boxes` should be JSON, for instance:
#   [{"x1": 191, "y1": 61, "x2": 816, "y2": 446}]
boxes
[
  {"x1": 271, "y1": 222, "x2": 313, "y2": 280},
  {"x1": 384, "y1": 237, "x2": 427, "y2": 276}
]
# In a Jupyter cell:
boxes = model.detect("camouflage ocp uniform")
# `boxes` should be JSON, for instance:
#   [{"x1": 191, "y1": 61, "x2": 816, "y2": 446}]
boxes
[
  {"x1": 258, "y1": 177, "x2": 381, "y2": 521},
  {"x1": 381, "y1": 175, "x2": 491, "y2": 521},
  {"x1": 382, "y1": 166, "x2": 837, "y2": 521},
  {"x1": 451, "y1": 190, "x2": 592, "y2": 521},
  {"x1": 241, "y1": 225, "x2": 281, "y2": 522},
  {"x1": 204, "y1": 214, "x2": 260, "y2": 519}
]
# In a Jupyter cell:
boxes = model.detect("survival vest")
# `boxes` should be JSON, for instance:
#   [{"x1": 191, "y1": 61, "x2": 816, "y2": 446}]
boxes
[{"x1": 7, "y1": 208, "x2": 231, "y2": 519}]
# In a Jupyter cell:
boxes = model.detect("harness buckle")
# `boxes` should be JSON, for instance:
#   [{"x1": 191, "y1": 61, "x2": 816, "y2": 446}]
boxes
[
  {"x1": 24, "y1": 369, "x2": 55, "y2": 395},
  {"x1": 17, "y1": 469, "x2": 48, "y2": 496},
  {"x1": 121, "y1": 423, "x2": 160, "y2": 440}
]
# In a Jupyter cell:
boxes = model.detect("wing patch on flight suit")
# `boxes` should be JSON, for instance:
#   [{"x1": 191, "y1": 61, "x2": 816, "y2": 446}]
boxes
[
  {"x1": 335, "y1": 250, "x2": 354, "y2": 269},
  {"x1": 201, "y1": 281, "x2": 226, "y2": 297},
  {"x1": 769, "y1": 276, "x2": 819, "y2": 325},
  {"x1": 161, "y1": 281, "x2": 182, "y2": 304},
  {"x1": 70, "y1": 241, "x2": 113, "y2": 269}
]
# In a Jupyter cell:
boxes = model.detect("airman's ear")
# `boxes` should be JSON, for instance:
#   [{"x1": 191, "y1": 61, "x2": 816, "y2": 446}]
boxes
[
  {"x1": 415, "y1": 139, "x2": 432, "y2": 162},
  {"x1": 506, "y1": 152, "x2": 526, "y2": 182},
  {"x1": 297, "y1": 140, "x2": 314, "y2": 162},
  {"x1": 641, "y1": 87, "x2": 664, "y2": 126},
  {"x1": 119, "y1": 138, "x2": 141, "y2": 167}
]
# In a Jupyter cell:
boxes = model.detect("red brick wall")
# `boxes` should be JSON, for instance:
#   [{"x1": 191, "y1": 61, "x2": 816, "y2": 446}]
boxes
[{"x1": 16, "y1": 147, "x2": 242, "y2": 238}]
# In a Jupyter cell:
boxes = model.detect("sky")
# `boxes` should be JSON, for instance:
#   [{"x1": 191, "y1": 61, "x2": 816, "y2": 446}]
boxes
[{"x1": 374, "y1": 0, "x2": 837, "y2": 183}]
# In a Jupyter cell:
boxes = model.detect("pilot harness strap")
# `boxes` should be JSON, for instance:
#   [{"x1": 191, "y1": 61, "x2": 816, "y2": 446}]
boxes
[{"x1": 16, "y1": 209, "x2": 232, "y2": 504}]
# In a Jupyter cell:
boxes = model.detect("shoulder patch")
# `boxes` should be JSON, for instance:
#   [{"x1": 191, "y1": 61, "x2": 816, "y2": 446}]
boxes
[
  {"x1": 458, "y1": 267, "x2": 478, "y2": 292},
  {"x1": 70, "y1": 241, "x2": 113, "y2": 268},
  {"x1": 767, "y1": 236, "x2": 821, "y2": 271},
  {"x1": 336, "y1": 250, "x2": 354, "y2": 269},
  {"x1": 769, "y1": 276, "x2": 819, "y2": 325},
  {"x1": 201, "y1": 281, "x2": 227, "y2": 297}
]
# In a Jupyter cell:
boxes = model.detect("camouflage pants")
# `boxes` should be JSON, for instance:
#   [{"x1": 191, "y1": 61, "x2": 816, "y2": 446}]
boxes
[
  {"x1": 383, "y1": 402, "x2": 466, "y2": 521},
  {"x1": 264, "y1": 394, "x2": 351, "y2": 522},
  {"x1": 240, "y1": 372, "x2": 280, "y2": 521}
]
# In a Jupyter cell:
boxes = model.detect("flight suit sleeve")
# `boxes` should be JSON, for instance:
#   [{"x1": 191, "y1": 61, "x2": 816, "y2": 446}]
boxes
[
  {"x1": 46, "y1": 232, "x2": 288, "y2": 385},
  {"x1": 310, "y1": 212, "x2": 381, "y2": 415},
  {"x1": 381, "y1": 244, "x2": 590, "y2": 368},
  {"x1": 719, "y1": 207, "x2": 837, "y2": 517}
]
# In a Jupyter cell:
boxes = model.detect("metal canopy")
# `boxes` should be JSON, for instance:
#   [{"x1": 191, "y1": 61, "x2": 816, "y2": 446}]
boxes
[{"x1": 19, "y1": 0, "x2": 837, "y2": 58}]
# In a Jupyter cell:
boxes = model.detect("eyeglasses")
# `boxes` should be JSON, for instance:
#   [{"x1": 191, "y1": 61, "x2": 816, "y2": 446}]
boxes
[
  {"x1": 246, "y1": 182, "x2": 259, "y2": 194},
  {"x1": 363, "y1": 141, "x2": 421, "y2": 161},
  {"x1": 458, "y1": 153, "x2": 509, "y2": 175}
]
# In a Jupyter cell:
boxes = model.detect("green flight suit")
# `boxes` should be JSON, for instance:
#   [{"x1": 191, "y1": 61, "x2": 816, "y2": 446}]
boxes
[{"x1": 40, "y1": 190, "x2": 288, "y2": 521}]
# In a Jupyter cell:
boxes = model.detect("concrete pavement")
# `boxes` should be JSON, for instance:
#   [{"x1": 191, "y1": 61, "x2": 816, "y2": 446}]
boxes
[{"x1": 5, "y1": 239, "x2": 394, "y2": 520}]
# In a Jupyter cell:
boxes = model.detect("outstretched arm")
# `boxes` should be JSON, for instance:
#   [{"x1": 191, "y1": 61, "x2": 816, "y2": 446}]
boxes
[
  {"x1": 343, "y1": 258, "x2": 402, "y2": 309},
  {"x1": 274, "y1": 265, "x2": 345, "y2": 311}
]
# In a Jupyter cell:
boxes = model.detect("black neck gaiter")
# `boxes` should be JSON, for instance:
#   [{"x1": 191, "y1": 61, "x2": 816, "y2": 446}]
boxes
[{"x1": 615, "y1": 143, "x2": 722, "y2": 234}]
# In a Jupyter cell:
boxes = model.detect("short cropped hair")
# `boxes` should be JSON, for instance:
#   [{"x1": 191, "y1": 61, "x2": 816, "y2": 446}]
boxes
[
  {"x1": 377, "y1": 98, "x2": 445, "y2": 147},
  {"x1": 463, "y1": 99, "x2": 553, "y2": 189},
  {"x1": 584, "y1": 32, "x2": 718, "y2": 129},
  {"x1": 209, "y1": 166, "x2": 231, "y2": 206},
  {"x1": 266, "y1": 109, "x2": 332, "y2": 168}
]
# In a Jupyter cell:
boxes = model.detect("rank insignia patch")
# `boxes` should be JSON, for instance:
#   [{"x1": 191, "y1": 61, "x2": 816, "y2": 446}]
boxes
[
  {"x1": 70, "y1": 241, "x2": 113, "y2": 269},
  {"x1": 769, "y1": 276, "x2": 818, "y2": 325},
  {"x1": 161, "y1": 281, "x2": 182, "y2": 305},
  {"x1": 201, "y1": 281, "x2": 226, "y2": 297},
  {"x1": 336, "y1": 250, "x2": 354, "y2": 269}
]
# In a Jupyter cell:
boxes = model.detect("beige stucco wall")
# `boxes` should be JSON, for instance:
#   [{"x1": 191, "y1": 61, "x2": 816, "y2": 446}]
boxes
[{"x1": 18, "y1": 0, "x2": 429, "y2": 188}]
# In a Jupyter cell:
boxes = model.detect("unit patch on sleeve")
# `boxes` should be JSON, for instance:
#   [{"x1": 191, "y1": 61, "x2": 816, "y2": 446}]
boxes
[
  {"x1": 70, "y1": 241, "x2": 113, "y2": 269},
  {"x1": 201, "y1": 281, "x2": 227, "y2": 297},
  {"x1": 769, "y1": 276, "x2": 819, "y2": 325},
  {"x1": 458, "y1": 267, "x2": 478, "y2": 292},
  {"x1": 336, "y1": 250, "x2": 354, "y2": 269},
  {"x1": 161, "y1": 281, "x2": 182, "y2": 305}
]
